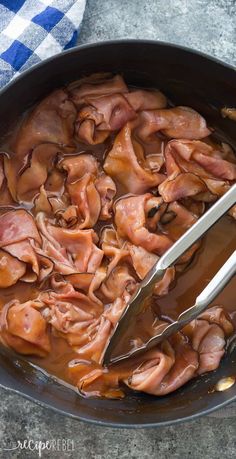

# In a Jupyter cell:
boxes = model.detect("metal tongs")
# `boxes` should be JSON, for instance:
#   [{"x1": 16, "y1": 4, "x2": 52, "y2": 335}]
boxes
[{"x1": 103, "y1": 184, "x2": 236, "y2": 365}]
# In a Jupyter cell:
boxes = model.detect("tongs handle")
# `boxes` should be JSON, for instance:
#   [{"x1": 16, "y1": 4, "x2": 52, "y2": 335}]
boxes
[
  {"x1": 103, "y1": 184, "x2": 236, "y2": 365},
  {"x1": 151, "y1": 183, "x2": 236, "y2": 274},
  {"x1": 109, "y1": 251, "x2": 236, "y2": 363}
]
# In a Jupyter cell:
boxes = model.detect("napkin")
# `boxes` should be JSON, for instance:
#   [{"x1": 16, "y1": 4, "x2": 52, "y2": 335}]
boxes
[{"x1": 0, "y1": 0, "x2": 86, "y2": 88}]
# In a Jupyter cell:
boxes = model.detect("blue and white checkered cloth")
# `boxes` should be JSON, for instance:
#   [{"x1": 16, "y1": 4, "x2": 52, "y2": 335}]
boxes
[{"x1": 0, "y1": 0, "x2": 86, "y2": 88}]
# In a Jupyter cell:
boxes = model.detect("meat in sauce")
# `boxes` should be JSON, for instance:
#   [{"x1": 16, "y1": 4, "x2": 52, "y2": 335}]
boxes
[{"x1": 0, "y1": 73, "x2": 235, "y2": 399}]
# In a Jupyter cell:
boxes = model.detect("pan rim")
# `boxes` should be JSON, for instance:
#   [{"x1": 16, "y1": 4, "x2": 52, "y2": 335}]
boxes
[
  {"x1": 0, "y1": 38, "x2": 235, "y2": 98},
  {"x1": 0, "y1": 38, "x2": 235, "y2": 427}
]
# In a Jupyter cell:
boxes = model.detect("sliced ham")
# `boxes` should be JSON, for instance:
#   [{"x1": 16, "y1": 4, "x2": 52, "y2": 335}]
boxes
[
  {"x1": 115, "y1": 194, "x2": 173, "y2": 255},
  {"x1": 199, "y1": 306, "x2": 234, "y2": 336},
  {"x1": 60, "y1": 154, "x2": 100, "y2": 228},
  {"x1": 4, "y1": 240, "x2": 39, "y2": 279},
  {"x1": 100, "y1": 265, "x2": 137, "y2": 302},
  {"x1": 104, "y1": 123, "x2": 165, "y2": 193},
  {"x1": 16, "y1": 144, "x2": 63, "y2": 202},
  {"x1": 76, "y1": 120, "x2": 109, "y2": 145},
  {"x1": 153, "y1": 267, "x2": 175, "y2": 296},
  {"x1": 126, "y1": 335, "x2": 198, "y2": 396},
  {"x1": 70, "y1": 74, "x2": 128, "y2": 106},
  {"x1": 5, "y1": 90, "x2": 76, "y2": 200},
  {"x1": 159, "y1": 172, "x2": 209, "y2": 203},
  {"x1": 95, "y1": 173, "x2": 116, "y2": 220},
  {"x1": 0, "y1": 250, "x2": 26, "y2": 287},
  {"x1": 76, "y1": 317, "x2": 112, "y2": 363},
  {"x1": 124, "y1": 307, "x2": 234, "y2": 396},
  {"x1": 183, "y1": 307, "x2": 234, "y2": 375},
  {"x1": 0, "y1": 209, "x2": 43, "y2": 283},
  {"x1": 36, "y1": 212, "x2": 103, "y2": 275},
  {"x1": 13, "y1": 90, "x2": 76, "y2": 157},
  {"x1": 128, "y1": 244, "x2": 175, "y2": 296},
  {"x1": 194, "y1": 152, "x2": 236, "y2": 180},
  {"x1": 125, "y1": 341, "x2": 176, "y2": 394},
  {"x1": 0, "y1": 209, "x2": 41, "y2": 247},
  {"x1": 0, "y1": 73, "x2": 235, "y2": 400},
  {"x1": 103, "y1": 295, "x2": 130, "y2": 326},
  {"x1": 61, "y1": 154, "x2": 116, "y2": 227},
  {"x1": 71, "y1": 74, "x2": 135, "y2": 145},
  {"x1": 137, "y1": 106, "x2": 211, "y2": 142},
  {"x1": 124, "y1": 89, "x2": 167, "y2": 111},
  {"x1": 100, "y1": 227, "x2": 129, "y2": 276},
  {"x1": 0, "y1": 300, "x2": 50, "y2": 357},
  {"x1": 72, "y1": 77, "x2": 167, "y2": 146},
  {"x1": 76, "y1": 94, "x2": 136, "y2": 144},
  {"x1": 159, "y1": 140, "x2": 236, "y2": 204},
  {"x1": 61, "y1": 153, "x2": 99, "y2": 181},
  {"x1": 128, "y1": 245, "x2": 158, "y2": 279},
  {"x1": 39, "y1": 281, "x2": 110, "y2": 361}
]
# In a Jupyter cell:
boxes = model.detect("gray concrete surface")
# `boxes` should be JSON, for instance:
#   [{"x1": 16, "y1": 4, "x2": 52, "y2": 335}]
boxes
[
  {"x1": 78, "y1": 0, "x2": 236, "y2": 66},
  {"x1": 0, "y1": 1, "x2": 236, "y2": 458}
]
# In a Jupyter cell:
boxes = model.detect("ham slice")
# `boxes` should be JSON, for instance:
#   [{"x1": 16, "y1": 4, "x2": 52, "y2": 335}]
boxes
[
  {"x1": 66, "y1": 173, "x2": 101, "y2": 228},
  {"x1": 124, "y1": 89, "x2": 167, "y2": 111},
  {"x1": 0, "y1": 250, "x2": 26, "y2": 287},
  {"x1": 115, "y1": 194, "x2": 173, "y2": 255},
  {"x1": 100, "y1": 227, "x2": 129, "y2": 276},
  {"x1": 61, "y1": 154, "x2": 116, "y2": 227},
  {"x1": 75, "y1": 317, "x2": 112, "y2": 363},
  {"x1": 0, "y1": 209, "x2": 41, "y2": 247},
  {"x1": 5, "y1": 90, "x2": 76, "y2": 200},
  {"x1": 70, "y1": 74, "x2": 128, "y2": 106},
  {"x1": 124, "y1": 307, "x2": 234, "y2": 396},
  {"x1": 0, "y1": 209, "x2": 43, "y2": 283},
  {"x1": 104, "y1": 124, "x2": 165, "y2": 193},
  {"x1": 39, "y1": 280, "x2": 110, "y2": 362},
  {"x1": 159, "y1": 140, "x2": 236, "y2": 204},
  {"x1": 137, "y1": 106, "x2": 211, "y2": 142},
  {"x1": 76, "y1": 94, "x2": 136, "y2": 144},
  {"x1": 72, "y1": 76, "x2": 167, "y2": 146},
  {"x1": 100, "y1": 228, "x2": 175, "y2": 299},
  {"x1": 61, "y1": 154, "x2": 100, "y2": 228},
  {"x1": 0, "y1": 156, "x2": 14, "y2": 207},
  {"x1": 0, "y1": 300, "x2": 50, "y2": 357},
  {"x1": 16, "y1": 144, "x2": 63, "y2": 202},
  {"x1": 13, "y1": 90, "x2": 76, "y2": 157},
  {"x1": 100, "y1": 265, "x2": 136, "y2": 302},
  {"x1": 36, "y1": 212, "x2": 103, "y2": 276},
  {"x1": 159, "y1": 172, "x2": 209, "y2": 202},
  {"x1": 95, "y1": 173, "x2": 116, "y2": 220},
  {"x1": 4, "y1": 240, "x2": 39, "y2": 280},
  {"x1": 183, "y1": 307, "x2": 234, "y2": 375},
  {"x1": 71, "y1": 75, "x2": 134, "y2": 145},
  {"x1": 127, "y1": 244, "x2": 175, "y2": 296},
  {"x1": 184, "y1": 322, "x2": 224, "y2": 374},
  {"x1": 125, "y1": 335, "x2": 198, "y2": 395},
  {"x1": 200, "y1": 306, "x2": 234, "y2": 336},
  {"x1": 128, "y1": 244, "x2": 158, "y2": 279}
]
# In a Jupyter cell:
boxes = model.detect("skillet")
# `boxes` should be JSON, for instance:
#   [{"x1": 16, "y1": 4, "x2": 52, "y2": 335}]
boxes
[{"x1": 0, "y1": 40, "x2": 235, "y2": 427}]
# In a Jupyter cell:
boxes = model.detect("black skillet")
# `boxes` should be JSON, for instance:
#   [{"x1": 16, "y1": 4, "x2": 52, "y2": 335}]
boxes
[{"x1": 0, "y1": 40, "x2": 235, "y2": 427}]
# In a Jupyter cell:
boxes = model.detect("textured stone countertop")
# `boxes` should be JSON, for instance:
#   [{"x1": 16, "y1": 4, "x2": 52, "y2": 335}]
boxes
[{"x1": 0, "y1": 1, "x2": 235, "y2": 458}]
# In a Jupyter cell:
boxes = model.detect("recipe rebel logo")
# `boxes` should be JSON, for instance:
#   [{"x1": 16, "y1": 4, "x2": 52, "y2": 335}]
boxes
[{"x1": 1, "y1": 438, "x2": 75, "y2": 457}]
